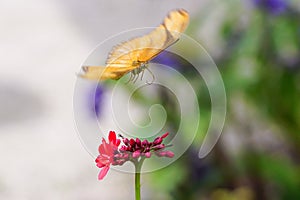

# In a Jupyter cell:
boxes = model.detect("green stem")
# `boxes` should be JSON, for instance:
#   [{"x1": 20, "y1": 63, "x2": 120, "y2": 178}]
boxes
[
  {"x1": 135, "y1": 169, "x2": 141, "y2": 200},
  {"x1": 134, "y1": 158, "x2": 145, "y2": 200}
]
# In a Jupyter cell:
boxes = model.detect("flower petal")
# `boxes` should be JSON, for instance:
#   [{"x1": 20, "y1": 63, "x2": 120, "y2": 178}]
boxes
[
  {"x1": 108, "y1": 131, "x2": 116, "y2": 143},
  {"x1": 98, "y1": 166, "x2": 110, "y2": 180},
  {"x1": 115, "y1": 139, "x2": 121, "y2": 146}
]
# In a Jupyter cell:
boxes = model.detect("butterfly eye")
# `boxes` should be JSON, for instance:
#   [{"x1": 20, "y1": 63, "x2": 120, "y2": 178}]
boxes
[{"x1": 82, "y1": 66, "x2": 89, "y2": 72}]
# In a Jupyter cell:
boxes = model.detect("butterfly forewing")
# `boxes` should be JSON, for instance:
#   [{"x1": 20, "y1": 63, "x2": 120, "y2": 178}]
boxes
[{"x1": 106, "y1": 9, "x2": 189, "y2": 65}]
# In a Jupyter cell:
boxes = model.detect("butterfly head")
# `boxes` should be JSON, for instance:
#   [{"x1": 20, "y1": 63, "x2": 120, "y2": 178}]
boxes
[{"x1": 131, "y1": 61, "x2": 148, "y2": 75}]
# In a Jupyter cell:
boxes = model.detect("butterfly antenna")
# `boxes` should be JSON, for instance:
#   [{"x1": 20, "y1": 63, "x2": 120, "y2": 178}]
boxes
[{"x1": 145, "y1": 67, "x2": 155, "y2": 85}]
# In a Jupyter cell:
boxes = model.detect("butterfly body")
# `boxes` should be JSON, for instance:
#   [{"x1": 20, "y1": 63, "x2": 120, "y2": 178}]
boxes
[
  {"x1": 131, "y1": 61, "x2": 148, "y2": 75},
  {"x1": 80, "y1": 9, "x2": 189, "y2": 81}
]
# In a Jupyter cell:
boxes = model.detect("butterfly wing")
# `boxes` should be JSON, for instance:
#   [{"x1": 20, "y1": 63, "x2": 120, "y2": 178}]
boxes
[
  {"x1": 140, "y1": 8, "x2": 190, "y2": 61},
  {"x1": 106, "y1": 9, "x2": 189, "y2": 65},
  {"x1": 80, "y1": 9, "x2": 189, "y2": 81},
  {"x1": 80, "y1": 65, "x2": 137, "y2": 80}
]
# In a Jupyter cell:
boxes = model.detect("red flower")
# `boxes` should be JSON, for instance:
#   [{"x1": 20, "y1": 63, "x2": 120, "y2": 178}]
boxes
[
  {"x1": 95, "y1": 131, "x2": 120, "y2": 180},
  {"x1": 95, "y1": 131, "x2": 174, "y2": 180}
]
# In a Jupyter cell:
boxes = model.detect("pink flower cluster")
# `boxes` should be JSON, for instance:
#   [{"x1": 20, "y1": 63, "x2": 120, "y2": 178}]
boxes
[
  {"x1": 120, "y1": 132, "x2": 174, "y2": 158},
  {"x1": 95, "y1": 131, "x2": 174, "y2": 180}
]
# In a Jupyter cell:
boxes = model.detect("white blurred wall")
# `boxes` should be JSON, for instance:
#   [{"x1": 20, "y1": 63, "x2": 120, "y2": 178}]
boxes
[{"x1": 0, "y1": 0, "x2": 206, "y2": 199}]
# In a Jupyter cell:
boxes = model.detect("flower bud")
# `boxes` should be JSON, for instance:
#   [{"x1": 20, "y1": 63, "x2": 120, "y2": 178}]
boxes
[
  {"x1": 145, "y1": 152, "x2": 151, "y2": 158},
  {"x1": 132, "y1": 151, "x2": 141, "y2": 158}
]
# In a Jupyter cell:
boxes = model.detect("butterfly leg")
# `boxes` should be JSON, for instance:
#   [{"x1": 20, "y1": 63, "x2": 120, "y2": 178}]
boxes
[
  {"x1": 125, "y1": 73, "x2": 134, "y2": 84},
  {"x1": 140, "y1": 69, "x2": 145, "y2": 81},
  {"x1": 145, "y1": 67, "x2": 155, "y2": 85},
  {"x1": 133, "y1": 73, "x2": 140, "y2": 83}
]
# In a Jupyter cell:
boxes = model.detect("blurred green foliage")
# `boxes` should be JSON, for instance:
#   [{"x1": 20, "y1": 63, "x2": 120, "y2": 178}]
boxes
[
  {"x1": 144, "y1": 1, "x2": 300, "y2": 200},
  {"x1": 109, "y1": 1, "x2": 300, "y2": 199}
]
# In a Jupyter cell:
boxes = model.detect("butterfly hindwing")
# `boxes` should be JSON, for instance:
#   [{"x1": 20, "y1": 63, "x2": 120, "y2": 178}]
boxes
[{"x1": 80, "y1": 65, "x2": 136, "y2": 80}]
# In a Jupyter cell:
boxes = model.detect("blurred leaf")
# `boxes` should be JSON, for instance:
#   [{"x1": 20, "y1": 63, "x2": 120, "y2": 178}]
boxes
[
  {"x1": 240, "y1": 152, "x2": 300, "y2": 199},
  {"x1": 148, "y1": 160, "x2": 187, "y2": 192}
]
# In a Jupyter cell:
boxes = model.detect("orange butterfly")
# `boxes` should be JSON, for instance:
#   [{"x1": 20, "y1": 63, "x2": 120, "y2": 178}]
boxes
[{"x1": 80, "y1": 9, "x2": 189, "y2": 82}]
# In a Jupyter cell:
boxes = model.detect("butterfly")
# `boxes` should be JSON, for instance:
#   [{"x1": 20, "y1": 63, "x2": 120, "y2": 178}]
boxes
[{"x1": 80, "y1": 9, "x2": 189, "y2": 82}]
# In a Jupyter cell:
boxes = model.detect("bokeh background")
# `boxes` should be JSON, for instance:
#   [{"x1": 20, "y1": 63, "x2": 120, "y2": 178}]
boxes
[{"x1": 1, "y1": 0, "x2": 300, "y2": 199}]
